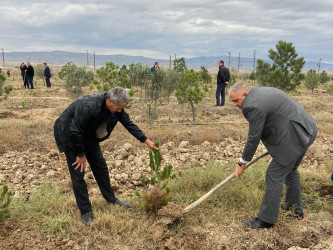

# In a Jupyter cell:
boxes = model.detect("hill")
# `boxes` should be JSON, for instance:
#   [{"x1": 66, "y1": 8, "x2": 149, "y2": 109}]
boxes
[{"x1": 2, "y1": 51, "x2": 333, "y2": 73}]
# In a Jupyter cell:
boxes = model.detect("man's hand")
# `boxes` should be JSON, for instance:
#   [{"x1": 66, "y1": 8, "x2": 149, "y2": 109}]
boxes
[
  {"x1": 145, "y1": 139, "x2": 159, "y2": 150},
  {"x1": 234, "y1": 164, "x2": 245, "y2": 177},
  {"x1": 225, "y1": 81, "x2": 229, "y2": 85},
  {"x1": 72, "y1": 155, "x2": 87, "y2": 172}
]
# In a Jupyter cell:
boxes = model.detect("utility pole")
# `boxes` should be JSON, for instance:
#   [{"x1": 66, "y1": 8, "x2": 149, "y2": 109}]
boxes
[
  {"x1": 174, "y1": 54, "x2": 177, "y2": 60},
  {"x1": 169, "y1": 55, "x2": 172, "y2": 69},
  {"x1": 228, "y1": 51, "x2": 231, "y2": 68},
  {"x1": 317, "y1": 58, "x2": 322, "y2": 74},
  {"x1": 93, "y1": 52, "x2": 96, "y2": 71},
  {"x1": 237, "y1": 52, "x2": 241, "y2": 72},
  {"x1": 1, "y1": 48, "x2": 4, "y2": 67},
  {"x1": 86, "y1": 50, "x2": 89, "y2": 67},
  {"x1": 252, "y1": 50, "x2": 256, "y2": 72}
]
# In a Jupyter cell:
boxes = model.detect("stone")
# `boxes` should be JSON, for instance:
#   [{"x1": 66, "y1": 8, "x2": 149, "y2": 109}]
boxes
[
  {"x1": 132, "y1": 173, "x2": 141, "y2": 181},
  {"x1": 123, "y1": 143, "x2": 132, "y2": 151},
  {"x1": 178, "y1": 141, "x2": 189, "y2": 148},
  {"x1": 47, "y1": 170, "x2": 56, "y2": 178}
]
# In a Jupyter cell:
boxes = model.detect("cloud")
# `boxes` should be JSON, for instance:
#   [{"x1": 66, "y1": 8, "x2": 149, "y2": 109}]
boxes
[{"x1": 0, "y1": 0, "x2": 332, "y2": 62}]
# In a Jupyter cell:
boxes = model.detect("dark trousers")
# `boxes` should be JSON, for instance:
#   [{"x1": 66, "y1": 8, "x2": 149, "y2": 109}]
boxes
[
  {"x1": 216, "y1": 84, "x2": 225, "y2": 106},
  {"x1": 257, "y1": 129, "x2": 317, "y2": 224},
  {"x1": 64, "y1": 137, "x2": 116, "y2": 215},
  {"x1": 22, "y1": 75, "x2": 29, "y2": 88},
  {"x1": 45, "y1": 77, "x2": 51, "y2": 87},
  {"x1": 27, "y1": 76, "x2": 34, "y2": 89}
]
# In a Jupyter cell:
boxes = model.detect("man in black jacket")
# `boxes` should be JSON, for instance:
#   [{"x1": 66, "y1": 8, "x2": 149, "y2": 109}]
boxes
[
  {"x1": 54, "y1": 87, "x2": 158, "y2": 226},
  {"x1": 216, "y1": 60, "x2": 230, "y2": 106},
  {"x1": 20, "y1": 62, "x2": 29, "y2": 89},
  {"x1": 26, "y1": 62, "x2": 34, "y2": 89},
  {"x1": 43, "y1": 62, "x2": 52, "y2": 87}
]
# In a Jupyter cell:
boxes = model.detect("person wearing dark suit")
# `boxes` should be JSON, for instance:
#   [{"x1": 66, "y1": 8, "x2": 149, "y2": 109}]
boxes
[
  {"x1": 54, "y1": 87, "x2": 159, "y2": 226},
  {"x1": 216, "y1": 60, "x2": 229, "y2": 106},
  {"x1": 229, "y1": 82, "x2": 317, "y2": 229},
  {"x1": 43, "y1": 62, "x2": 52, "y2": 87},
  {"x1": 20, "y1": 62, "x2": 29, "y2": 89},
  {"x1": 26, "y1": 62, "x2": 34, "y2": 89}
]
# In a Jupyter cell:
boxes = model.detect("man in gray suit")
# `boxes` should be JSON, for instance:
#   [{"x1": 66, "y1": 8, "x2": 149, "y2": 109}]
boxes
[{"x1": 229, "y1": 82, "x2": 317, "y2": 229}]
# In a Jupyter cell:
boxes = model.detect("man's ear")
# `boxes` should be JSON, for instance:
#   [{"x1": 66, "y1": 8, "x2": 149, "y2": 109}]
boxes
[{"x1": 243, "y1": 92, "x2": 248, "y2": 97}]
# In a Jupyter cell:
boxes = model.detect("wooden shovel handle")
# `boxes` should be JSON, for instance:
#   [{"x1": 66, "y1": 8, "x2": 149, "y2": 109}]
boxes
[{"x1": 184, "y1": 152, "x2": 269, "y2": 213}]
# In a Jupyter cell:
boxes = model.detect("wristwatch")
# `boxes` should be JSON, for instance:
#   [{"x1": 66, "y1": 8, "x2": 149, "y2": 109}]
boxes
[{"x1": 237, "y1": 161, "x2": 246, "y2": 167}]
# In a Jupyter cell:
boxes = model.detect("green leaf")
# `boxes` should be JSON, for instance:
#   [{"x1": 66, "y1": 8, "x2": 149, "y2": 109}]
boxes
[
  {"x1": 134, "y1": 191, "x2": 141, "y2": 197},
  {"x1": 140, "y1": 176, "x2": 147, "y2": 186},
  {"x1": 149, "y1": 150, "x2": 155, "y2": 171},
  {"x1": 150, "y1": 176, "x2": 156, "y2": 185}
]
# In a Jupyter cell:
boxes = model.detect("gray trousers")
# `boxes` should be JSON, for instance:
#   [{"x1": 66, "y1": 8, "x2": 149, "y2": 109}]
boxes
[{"x1": 257, "y1": 129, "x2": 317, "y2": 224}]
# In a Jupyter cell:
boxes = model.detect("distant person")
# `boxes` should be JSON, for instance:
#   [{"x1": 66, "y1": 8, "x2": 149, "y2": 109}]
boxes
[
  {"x1": 229, "y1": 82, "x2": 317, "y2": 229},
  {"x1": 26, "y1": 62, "x2": 34, "y2": 89},
  {"x1": 150, "y1": 62, "x2": 159, "y2": 74},
  {"x1": 216, "y1": 60, "x2": 230, "y2": 106},
  {"x1": 7, "y1": 70, "x2": 10, "y2": 77},
  {"x1": 20, "y1": 62, "x2": 29, "y2": 89},
  {"x1": 54, "y1": 87, "x2": 159, "y2": 226},
  {"x1": 43, "y1": 62, "x2": 52, "y2": 87}
]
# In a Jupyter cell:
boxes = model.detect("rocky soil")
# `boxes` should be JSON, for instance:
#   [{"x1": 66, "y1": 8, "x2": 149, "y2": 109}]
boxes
[{"x1": 1, "y1": 133, "x2": 330, "y2": 199}]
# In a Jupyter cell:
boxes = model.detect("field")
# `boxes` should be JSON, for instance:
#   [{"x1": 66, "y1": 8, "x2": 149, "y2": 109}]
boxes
[{"x1": 0, "y1": 67, "x2": 332, "y2": 249}]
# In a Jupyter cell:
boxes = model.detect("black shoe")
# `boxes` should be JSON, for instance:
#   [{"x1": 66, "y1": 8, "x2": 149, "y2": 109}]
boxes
[
  {"x1": 215, "y1": 104, "x2": 220, "y2": 107},
  {"x1": 281, "y1": 204, "x2": 304, "y2": 219},
  {"x1": 111, "y1": 198, "x2": 131, "y2": 208},
  {"x1": 243, "y1": 218, "x2": 274, "y2": 229},
  {"x1": 82, "y1": 211, "x2": 93, "y2": 226}
]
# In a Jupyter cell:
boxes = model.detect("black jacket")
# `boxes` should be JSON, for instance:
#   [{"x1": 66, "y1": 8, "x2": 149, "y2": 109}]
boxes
[
  {"x1": 44, "y1": 66, "x2": 51, "y2": 78},
  {"x1": 26, "y1": 65, "x2": 34, "y2": 77},
  {"x1": 217, "y1": 65, "x2": 230, "y2": 85},
  {"x1": 20, "y1": 65, "x2": 27, "y2": 76},
  {"x1": 54, "y1": 92, "x2": 147, "y2": 156}
]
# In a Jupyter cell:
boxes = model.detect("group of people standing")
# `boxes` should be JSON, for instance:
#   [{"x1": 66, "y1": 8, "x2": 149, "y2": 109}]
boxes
[{"x1": 19, "y1": 62, "x2": 52, "y2": 89}]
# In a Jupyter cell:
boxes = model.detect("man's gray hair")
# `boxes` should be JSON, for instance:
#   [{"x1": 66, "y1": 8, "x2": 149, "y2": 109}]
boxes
[
  {"x1": 106, "y1": 87, "x2": 130, "y2": 105},
  {"x1": 229, "y1": 82, "x2": 251, "y2": 94}
]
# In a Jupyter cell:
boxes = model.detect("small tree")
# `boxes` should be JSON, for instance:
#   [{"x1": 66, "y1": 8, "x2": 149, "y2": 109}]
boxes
[
  {"x1": 35, "y1": 64, "x2": 46, "y2": 85},
  {"x1": 58, "y1": 62, "x2": 78, "y2": 80},
  {"x1": 175, "y1": 69, "x2": 208, "y2": 122},
  {"x1": 304, "y1": 69, "x2": 319, "y2": 93},
  {"x1": 256, "y1": 40, "x2": 305, "y2": 92},
  {"x1": 319, "y1": 70, "x2": 330, "y2": 84},
  {"x1": 63, "y1": 66, "x2": 94, "y2": 99},
  {"x1": 96, "y1": 61, "x2": 120, "y2": 89},
  {"x1": 0, "y1": 184, "x2": 13, "y2": 224},
  {"x1": 173, "y1": 57, "x2": 187, "y2": 74},
  {"x1": 199, "y1": 66, "x2": 212, "y2": 84},
  {"x1": 0, "y1": 72, "x2": 6, "y2": 96},
  {"x1": 129, "y1": 64, "x2": 181, "y2": 122},
  {"x1": 135, "y1": 142, "x2": 175, "y2": 214}
]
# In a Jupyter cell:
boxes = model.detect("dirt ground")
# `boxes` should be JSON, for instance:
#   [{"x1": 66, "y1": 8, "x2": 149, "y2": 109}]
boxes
[{"x1": 0, "y1": 69, "x2": 333, "y2": 249}]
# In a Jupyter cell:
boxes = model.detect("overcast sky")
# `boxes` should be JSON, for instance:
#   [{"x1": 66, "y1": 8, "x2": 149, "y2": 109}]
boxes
[{"x1": 1, "y1": 0, "x2": 332, "y2": 62}]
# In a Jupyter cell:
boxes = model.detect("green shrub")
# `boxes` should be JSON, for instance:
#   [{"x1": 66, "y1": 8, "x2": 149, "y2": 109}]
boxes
[
  {"x1": 0, "y1": 184, "x2": 13, "y2": 224},
  {"x1": 135, "y1": 141, "x2": 175, "y2": 214},
  {"x1": 326, "y1": 84, "x2": 333, "y2": 95},
  {"x1": 4, "y1": 85, "x2": 13, "y2": 94}
]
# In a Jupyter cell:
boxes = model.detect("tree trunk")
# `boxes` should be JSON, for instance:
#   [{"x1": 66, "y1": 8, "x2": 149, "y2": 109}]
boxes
[{"x1": 190, "y1": 101, "x2": 196, "y2": 122}]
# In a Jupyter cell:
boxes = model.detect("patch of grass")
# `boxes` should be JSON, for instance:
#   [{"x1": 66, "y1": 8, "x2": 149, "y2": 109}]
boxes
[
  {"x1": 10, "y1": 184, "x2": 73, "y2": 234},
  {"x1": 168, "y1": 160, "x2": 267, "y2": 213}
]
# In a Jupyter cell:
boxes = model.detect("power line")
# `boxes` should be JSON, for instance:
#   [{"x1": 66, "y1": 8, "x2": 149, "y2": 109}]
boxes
[
  {"x1": 317, "y1": 58, "x2": 322, "y2": 74},
  {"x1": 1, "y1": 48, "x2": 4, "y2": 67}
]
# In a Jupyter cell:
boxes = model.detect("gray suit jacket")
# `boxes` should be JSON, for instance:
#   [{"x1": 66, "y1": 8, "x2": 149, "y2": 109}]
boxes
[{"x1": 242, "y1": 86, "x2": 317, "y2": 165}]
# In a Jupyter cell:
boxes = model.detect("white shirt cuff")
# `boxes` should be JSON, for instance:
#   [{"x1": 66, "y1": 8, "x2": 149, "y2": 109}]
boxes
[{"x1": 239, "y1": 158, "x2": 248, "y2": 164}]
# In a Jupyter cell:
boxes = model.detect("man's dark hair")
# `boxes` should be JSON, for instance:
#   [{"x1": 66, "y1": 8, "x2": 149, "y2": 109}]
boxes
[
  {"x1": 43, "y1": 62, "x2": 47, "y2": 65},
  {"x1": 218, "y1": 60, "x2": 224, "y2": 64},
  {"x1": 154, "y1": 62, "x2": 158, "y2": 65}
]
